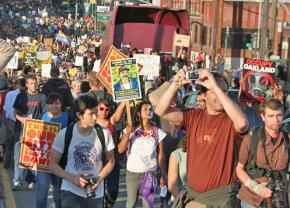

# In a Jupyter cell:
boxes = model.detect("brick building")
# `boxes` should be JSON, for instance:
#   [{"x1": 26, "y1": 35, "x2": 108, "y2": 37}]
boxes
[{"x1": 160, "y1": 0, "x2": 290, "y2": 69}]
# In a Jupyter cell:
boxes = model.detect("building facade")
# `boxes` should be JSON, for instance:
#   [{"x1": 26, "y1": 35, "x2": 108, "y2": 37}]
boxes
[{"x1": 160, "y1": 0, "x2": 290, "y2": 69}]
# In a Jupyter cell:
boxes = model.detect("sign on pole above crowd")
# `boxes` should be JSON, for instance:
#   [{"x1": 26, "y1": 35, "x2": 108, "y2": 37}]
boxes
[
  {"x1": 97, "y1": 46, "x2": 127, "y2": 94},
  {"x1": 133, "y1": 54, "x2": 160, "y2": 76},
  {"x1": 240, "y1": 58, "x2": 276, "y2": 103},
  {"x1": 19, "y1": 119, "x2": 61, "y2": 172},
  {"x1": 173, "y1": 34, "x2": 190, "y2": 47},
  {"x1": 111, "y1": 58, "x2": 142, "y2": 102},
  {"x1": 6, "y1": 52, "x2": 19, "y2": 69}
]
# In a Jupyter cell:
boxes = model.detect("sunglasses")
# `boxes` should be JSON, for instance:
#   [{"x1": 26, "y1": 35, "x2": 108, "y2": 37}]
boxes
[{"x1": 99, "y1": 107, "x2": 110, "y2": 112}]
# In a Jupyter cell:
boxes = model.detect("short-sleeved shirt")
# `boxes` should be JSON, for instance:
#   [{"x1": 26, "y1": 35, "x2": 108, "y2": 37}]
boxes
[
  {"x1": 238, "y1": 130, "x2": 288, "y2": 206},
  {"x1": 52, "y1": 123, "x2": 114, "y2": 198},
  {"x1": 13, "y1": 91, "x2": 47, "y2": 131},
  {"x1": 183, "y1": 109, "x2": 242, "y2": 193},
  {"x1": 125, "y1": 126, "x2": 166, "y2": 173},
  {"x1": 41, "y1": 112, "x2": 68, "y2": 129}
]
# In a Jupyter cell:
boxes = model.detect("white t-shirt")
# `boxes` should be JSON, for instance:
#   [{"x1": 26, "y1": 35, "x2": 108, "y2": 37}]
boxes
[
  {"x1": 52, "y1": 124, "x2": 114, "y2": 198},
  {"x1": 124, "y1": 127, "x2": 166, "y2": 173}
]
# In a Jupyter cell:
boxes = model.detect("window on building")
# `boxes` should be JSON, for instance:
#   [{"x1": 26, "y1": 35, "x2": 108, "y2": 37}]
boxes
[
  {"x1": 221, "y1": 28, "x2": 259, "y2": 49},
  {"x1": 200, "y1": 26, "x2": 208, "y2": 46},
  {"x1": 194, "y1": 24, "x2": 198, "y2": 43}
]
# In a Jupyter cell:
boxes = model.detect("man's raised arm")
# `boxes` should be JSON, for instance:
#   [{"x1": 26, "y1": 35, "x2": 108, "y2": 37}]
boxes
[{"x1": 154, "y1": 70, "x2": 190, "y2": 129}]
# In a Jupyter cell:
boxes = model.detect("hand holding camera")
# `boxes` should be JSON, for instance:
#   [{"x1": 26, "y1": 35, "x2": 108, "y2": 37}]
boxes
[{"x1": 81, "y1": 174, "x2": 103, "y2": 199}]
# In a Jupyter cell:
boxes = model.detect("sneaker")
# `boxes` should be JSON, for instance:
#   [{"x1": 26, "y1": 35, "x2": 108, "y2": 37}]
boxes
[
  {"x1": 12, "y1": 182, "x2": 22, "y2": 191},
  {"x1": 28, "y1": 182, "x2": 35, "y2": 190}
]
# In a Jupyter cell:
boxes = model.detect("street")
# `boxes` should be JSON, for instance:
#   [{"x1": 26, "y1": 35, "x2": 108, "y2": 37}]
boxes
[{"x1": 0, "y1": 161, "x2": 161, "y2": 208}]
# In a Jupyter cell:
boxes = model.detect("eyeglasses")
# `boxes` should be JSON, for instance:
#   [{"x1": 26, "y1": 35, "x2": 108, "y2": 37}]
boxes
[{"x1": 99, "y1": 107, "x2": 110, "y2": 112}]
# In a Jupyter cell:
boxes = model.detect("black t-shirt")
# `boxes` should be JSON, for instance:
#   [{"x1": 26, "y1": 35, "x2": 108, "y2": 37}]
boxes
[{"x1": 13, "y1": 91, "x2": 47, "y2": 131}]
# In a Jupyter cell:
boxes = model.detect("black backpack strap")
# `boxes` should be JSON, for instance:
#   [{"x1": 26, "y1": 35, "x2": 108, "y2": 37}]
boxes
[
  {"x1": 248, "y1": 127, "x2": 261, "y2": 167},
  {"x1": 59, "y1": 123, "x2": 75, "y2": 169},
  {"x1": 95, "y1": 124, "x2": 106, "y2": 161}
]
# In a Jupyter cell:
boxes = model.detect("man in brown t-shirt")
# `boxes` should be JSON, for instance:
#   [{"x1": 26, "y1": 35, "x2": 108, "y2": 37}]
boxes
[
  {"x1": 236, "y1": 99, "x2": 289, "y2": 208},
  {"x1": 155, "y1": 69, "x2": 249, "y2": 207}
]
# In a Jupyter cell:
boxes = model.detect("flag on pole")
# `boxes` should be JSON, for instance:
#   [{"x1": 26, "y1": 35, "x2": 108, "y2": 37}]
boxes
[{"x1": 56, "y1": 31, "x2": 70, "y2": 46}]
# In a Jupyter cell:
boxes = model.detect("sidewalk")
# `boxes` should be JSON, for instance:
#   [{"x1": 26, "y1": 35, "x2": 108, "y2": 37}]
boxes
[{"x1": 0, "y1": 162, "x2": 16, "y2": 208}]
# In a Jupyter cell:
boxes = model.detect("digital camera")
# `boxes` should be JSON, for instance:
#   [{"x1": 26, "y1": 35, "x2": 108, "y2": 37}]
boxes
[
  {"x1": 81, "y1": 174, "x2": 98, "y2": 199},
  {"x1": 266, "y1": 181, "x2": 289, "y2": 208},
  {"x1": 186, "y1": 69, "x2": 199, "y2": 80}
]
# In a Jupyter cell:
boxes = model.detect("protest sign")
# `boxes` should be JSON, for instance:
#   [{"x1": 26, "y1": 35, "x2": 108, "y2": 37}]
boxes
[
  {"x1": 19, "y1": 119, "x2": 61, "y2": 172},
  {"x1": 42, "y1": 64, "x2": 52, "y2": 78},
  {"x1": 24, "y1": 52, "x2": 36, "y2": 67},
  {"x1": 75, "y1": 56, "x2": 84, "y2": 67},
  {"x1": 173, "y1": 34, "x2": 190, "y2": 47},
  {"x1": 35, "y1": 51, "x2": 52, "y2": 68},
  {"x1": 97, "y1": 46, "x2": 127, "y2": 94},
  {"x1": 68, "y1": 68, "x2": 78, "y2": 76},
  {"x1": 44, "y1": 38, "x2": 53, "y2": 47},
  {"x1": 6, "y1": 52, "x2": 19, "y2": 69},
  {"x1": 240, "y1": 58, "x2": 276, "y2": 103},
  {"x1": 111, "y1": 58, "x2": 142, "y2": 102},
  {"x1": 133, "y1": 54, "x2": 160, "y2": 76},
  {"x1": 144, "y1": 48, "x2": 153, "y2": 55}
]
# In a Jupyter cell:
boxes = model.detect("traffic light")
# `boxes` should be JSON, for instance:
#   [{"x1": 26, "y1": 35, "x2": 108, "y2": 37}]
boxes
[{"x1": 267, "y1": 39, "x2": 273, "y2": 50}]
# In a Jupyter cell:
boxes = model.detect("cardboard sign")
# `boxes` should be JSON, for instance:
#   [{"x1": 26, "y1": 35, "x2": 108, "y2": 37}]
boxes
[
  {"x1": 19, "y1": 119, "x2": 61, "y2": 172},
  {"x1": 97, "y1": 6, "x2": 110, "y2": 13},
  {"x1": 173, "y1": 34, "x2": 190, "y2": 47},
  {"x1": 75, "y1": 56, "x2": 84, "y2": 67},
  {"x1": 240, "y1": 58, "x2": 276, "y2": 103},
  {"x1": 41, "y1": 64, "x2": 52, "y2": 78},
  {"x1": 24, "y1": 52, "x2": 36, "y2": 67},
  {"x1": 133, "y1": 54, "x2": 160, "y2": 76},
  {"x1": 68, "y1": 68, "x2": 78, "y2": 76},
  {"x1": 97, "y1": 46, "x2": 127, "y2": 94},
  {"x1": 6, "y1": 52, "x2": 19, "y2": 69},
  {"x1": 111, "y1": 58, "x2": 142, "y2": 102}
]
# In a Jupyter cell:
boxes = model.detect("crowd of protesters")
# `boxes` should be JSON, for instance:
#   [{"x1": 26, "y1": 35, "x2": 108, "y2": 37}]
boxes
[{"x1": 0, "y1": 1, "x2": 290, "y2": 208}]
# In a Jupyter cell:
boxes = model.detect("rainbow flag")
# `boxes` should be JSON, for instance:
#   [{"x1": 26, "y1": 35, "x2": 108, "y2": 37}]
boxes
[{"x1": 56, "y1": 31, "x2": 70, "y2": 46}]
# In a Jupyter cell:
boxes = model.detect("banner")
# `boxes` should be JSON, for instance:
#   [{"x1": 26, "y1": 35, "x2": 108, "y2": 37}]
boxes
[
  {"x1": 97, "y1": 46, "x2": 127, "y2": 94},
  {"x1": 6, "y1": 52, "x2": 19, "y2": 69},
  {"x1": 111, "y1": 58, "x2": 142, "y2": 102},
  {"x1": 19, "y1": 119, "x2": 61, "y2": 172},
  {"x1": 133, "y1": 54, "x2": 160, "y2": 76},
  {"x1": 240, "y1": 58, "x2": 276, "y2": 103}
]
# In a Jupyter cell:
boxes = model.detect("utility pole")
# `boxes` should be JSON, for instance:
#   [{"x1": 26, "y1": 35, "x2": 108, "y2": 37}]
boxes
[
  {"x1": 259, "y1": 0, "x2": 269, "y2": 60},
  {"x1": 269, "y1": 0, "x2": 277, "y2": 54},
  {"x1": 210, "y1": 0, "x2": 218, "y2": 69}
]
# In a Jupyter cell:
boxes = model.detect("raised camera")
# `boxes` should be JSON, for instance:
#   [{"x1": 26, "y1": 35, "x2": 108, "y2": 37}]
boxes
[{"x1": 186, "y1": 70, "x2": 199, "y2": 80}]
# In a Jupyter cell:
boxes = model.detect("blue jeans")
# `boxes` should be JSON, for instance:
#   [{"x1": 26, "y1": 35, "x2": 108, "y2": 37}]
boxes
[
  {"x1": 36, "y1": 171, "x2": 62, "y2": 208},
  {"x1": 241, "y1": 200, "x2": 266, "y2": 208},
  {"x1": 13, "y1": 141, "x2": 36, "y2": 184}
]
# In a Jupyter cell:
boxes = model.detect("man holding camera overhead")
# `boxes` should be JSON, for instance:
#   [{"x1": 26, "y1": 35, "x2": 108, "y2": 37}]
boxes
[
  {"x1": 154, "y1": 69, "x2": 249, "y2": 207},
  {"x1": 236, "y1": 98, "x2": 289, "y2": 208},
  {"x1": 50, "y1": 95, "x2": 115, "y2": 208}
]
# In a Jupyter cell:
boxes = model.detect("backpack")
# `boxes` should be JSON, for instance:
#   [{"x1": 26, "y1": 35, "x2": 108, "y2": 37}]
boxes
[
  {"x1": 59, "y1": 123, "x2": 106, "y2": 169},
  {"x1": 245, "y1": 127, "x2": 290, "y2": 180}
]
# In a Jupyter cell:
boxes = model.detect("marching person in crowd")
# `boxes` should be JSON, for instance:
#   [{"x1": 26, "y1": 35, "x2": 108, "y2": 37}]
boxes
[
  {"x1": 13, "y1": 74, "x2": 47, "y2": 190},
  {"x1": 71, "y1": 79, "x2": 82, "y2": 99},
  {"x1": 118, "y1": 101, "x2": 167, "y2": 208},
  {"x1": 3, "y1": 77, "x2": 26, "y2": 169},
  {"x1": 96, "y1": 99, "x2": 126, "y2": 207},
  {"x1": 167, "y1": 135, "x2": 187, "y2": 203},
  {"x1": 236, "y1": 98, "x2": 289, "y2": 208},
  {"x1": 155, "y1": 69, "x2": 249, "y2": 207},
  {"x1": 50, "y1": 95, "x2": 115, "y2": 208},
  {"x1": 36, "y1": 93, "x2": 68, "y2": 208},
  {"x1": 42, "y1": 66, "x2": 74, "y2": 110}
]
